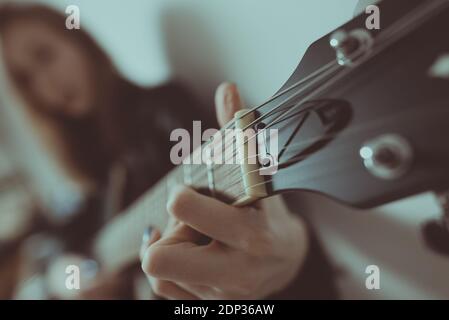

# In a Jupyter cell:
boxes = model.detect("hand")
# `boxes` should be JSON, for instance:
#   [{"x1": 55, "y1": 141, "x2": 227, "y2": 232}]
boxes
[{"x1": 140, "y1": 83, "x2": 309, "y2": 299}]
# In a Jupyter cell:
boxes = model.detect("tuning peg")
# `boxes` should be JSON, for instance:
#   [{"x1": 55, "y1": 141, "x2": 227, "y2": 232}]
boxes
[
  {"x1": 329, "y1": 29, "x2": 373, "y2": 66},
  {"x1": 359, "y1": 134, "x2": 413, "y2": 180},
  {"x1": 329, "y1": 30, "x2": 352, "y2": 50}
]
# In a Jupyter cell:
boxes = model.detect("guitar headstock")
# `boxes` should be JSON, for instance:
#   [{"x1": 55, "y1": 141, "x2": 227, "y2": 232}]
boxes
[{"x1": 253, "y1": 0, "x2": 449, "y2": 208}]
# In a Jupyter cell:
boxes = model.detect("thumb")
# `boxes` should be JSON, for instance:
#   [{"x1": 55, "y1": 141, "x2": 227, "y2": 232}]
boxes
[{"x1": 215, "y1": 82, "x2": 244, "y2": 127}]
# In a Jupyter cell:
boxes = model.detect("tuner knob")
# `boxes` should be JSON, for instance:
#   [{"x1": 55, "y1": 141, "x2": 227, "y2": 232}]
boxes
[
  {"x1": 330, "y1": 29, "x2": 373, "y2": 66},
  {"x1": 330, "y1": 30, "x2": 356, "y2": 50},
  {"x1": 359, "y1": 134, "x2": 413, "y2": 180}
]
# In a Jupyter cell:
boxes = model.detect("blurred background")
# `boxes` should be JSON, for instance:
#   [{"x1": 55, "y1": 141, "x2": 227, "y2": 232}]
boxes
[{"x1": 0, "y1": 0, "x2": 448, "y2": 300}]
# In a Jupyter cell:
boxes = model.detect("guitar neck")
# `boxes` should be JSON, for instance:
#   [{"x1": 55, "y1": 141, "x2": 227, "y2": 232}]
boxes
[{"x1": 92, "y1": 110, "x2": 268, "y2": 274}]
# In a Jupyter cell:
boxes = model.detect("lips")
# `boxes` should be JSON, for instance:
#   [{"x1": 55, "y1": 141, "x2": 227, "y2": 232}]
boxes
[
  {"x1": 62, "y1": 88, "x2": 76, "y2": 105},
  {"x1": 60, "y1": 88, "x2": 83, "y2": 115}
]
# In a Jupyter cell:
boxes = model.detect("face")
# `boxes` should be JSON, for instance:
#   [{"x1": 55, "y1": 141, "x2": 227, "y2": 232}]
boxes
[{"x1": 2, "y1": 19, "x2": 96, "y2": 118}]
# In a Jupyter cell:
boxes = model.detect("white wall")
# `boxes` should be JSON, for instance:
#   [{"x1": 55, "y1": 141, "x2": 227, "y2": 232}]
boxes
[{"x1": 17, "y1": 0, "x2": 357, "y2": 106}]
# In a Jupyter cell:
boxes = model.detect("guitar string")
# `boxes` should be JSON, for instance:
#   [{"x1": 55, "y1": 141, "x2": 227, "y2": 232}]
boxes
[
  {"x1": 185, "y1": 62, "x2": 339, "y2": 180},
  {"x1": 192, "y1": 0, "x2": 447, "y2": 183},
  {"x1": 94, "y1": 1, "x2": 448, "y2": 260},
  {"x1": 217, "y1": 0, "x2": 445, "y2": 165},
  {"x1": 142, "y1": 0, "x2": 447, "y2": 206},
  {"x1": 230, "y1": 118, "x2": 436, "y2": 199},
  {"x1": 218, "y1": 105, "x2": 449, "y2": 193},
  {"x1": 188, "y1": 68, "x2": 340, "y2": 182},
  {"x1": 186, "y1": 0, "x2": 443, "y2": 183},
  {"x1": 192, "y1": 102, "x2": 331, "y2": 184},
  {"x1": 206, "y1": 0, "x2": 442, "y2": 155},
  {"x1": 115, "y1": 92, "x2": 438, "y2": 248}
]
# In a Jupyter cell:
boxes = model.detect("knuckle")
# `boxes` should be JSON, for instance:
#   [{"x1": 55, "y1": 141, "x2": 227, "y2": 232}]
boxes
[
  {"x1": 166, "y1": 187, "x2": 191, "y2": 218},
  {"x1": 242, "y1": 229, "x2": 275, "y2": 256},
  {"x1": 237, "y1": 209, "x2": 275, "y2": 255},
  {"x1": 141, "y1": 246, "x2": 166, "y2": 278}
]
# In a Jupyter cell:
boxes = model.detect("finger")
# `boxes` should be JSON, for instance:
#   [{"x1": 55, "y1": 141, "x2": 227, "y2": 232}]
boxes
[
  {"x1": 176, "y1": 282, "x2": 218, "y2": 300},
  {"x1": 163, "y1": 216, "x2": 179, "y2": 237},
  {"x1": 142, "y1": 236, "x2": 231, "y2": 287},
  {"x1": 159, "y1": 221, "x2": 208, "y2": 246},
  {"x1": 141, "y1": 225, "x2": 204, "y2": 300},
  {"x1": 140, "y1": 227, "x2": 161, "y2": 261},
  {"x1": 140, "y1": 224, "x2": 205, "y2": 283},
  {"x1": 167, "y1": 185, "x2": 260, "y2": 249},
  {"x1": 148, "y1": 277, "x2": 199, "y2": 300},
  {"x1": 215, "y1": 82, "x2": 244, "y2": 127}
]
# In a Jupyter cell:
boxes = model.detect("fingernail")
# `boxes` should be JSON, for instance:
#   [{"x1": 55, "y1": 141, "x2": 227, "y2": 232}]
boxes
[
  {"x1": 142, "y1": 227, "x2": 153, "y2": 244},
  {"x1": 216, "y1": 82, "x2": 234, "y2": 104},
  {"x1": 228, "y1": 82, "x2": 237, "y2": 91},
  {"x1": 224, "y1": 84, "x2": 235, "y2": 101},
  {"x1": 217, "y1": 82, "x2": 231, "y2": 94},
  {"x1": 225, "y1": 83, "x2": 243, "y2": 110},
  {"x1": 80, "y1": 259, "x2": 99, "y2": 281}
]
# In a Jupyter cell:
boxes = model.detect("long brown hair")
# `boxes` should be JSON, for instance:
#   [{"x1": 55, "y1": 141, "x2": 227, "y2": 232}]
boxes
[{"x1": 0, "y1": 3, "x2": 140, "y2": 184}]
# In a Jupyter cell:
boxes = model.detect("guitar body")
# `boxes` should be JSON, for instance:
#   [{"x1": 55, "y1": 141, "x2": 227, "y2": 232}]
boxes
[{"x1": 261, "y1": 0, "x2": 449, "y2": 208}]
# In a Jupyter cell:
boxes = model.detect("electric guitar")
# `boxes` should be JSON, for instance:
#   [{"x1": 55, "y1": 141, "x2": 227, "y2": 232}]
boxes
[{"x1": 92, "y1": 0, "x2": 449, "y2": 276}]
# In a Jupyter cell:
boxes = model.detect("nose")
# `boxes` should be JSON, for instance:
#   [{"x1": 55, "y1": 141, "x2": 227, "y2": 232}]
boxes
[{"x1": 31, "y1": 70, "x2": 64, "y2": 108}]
